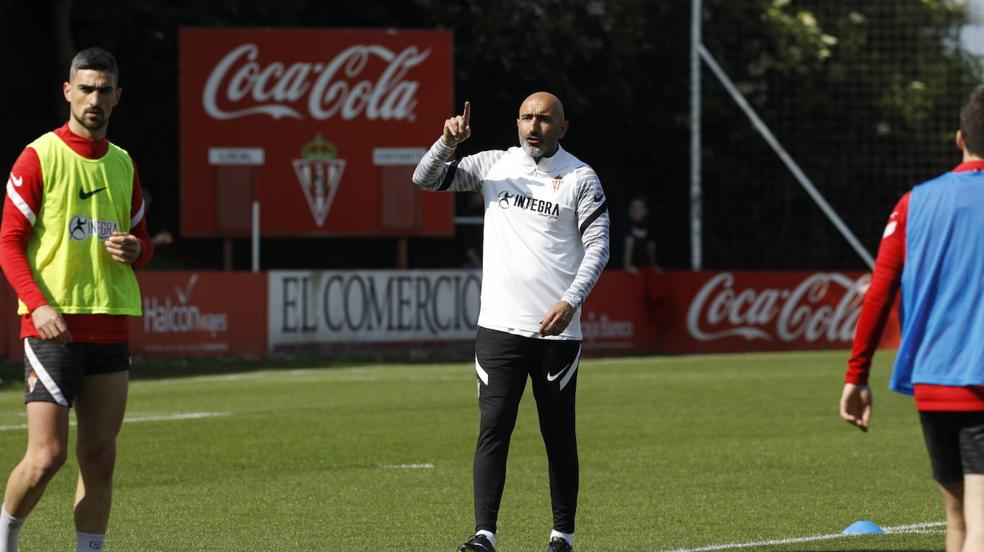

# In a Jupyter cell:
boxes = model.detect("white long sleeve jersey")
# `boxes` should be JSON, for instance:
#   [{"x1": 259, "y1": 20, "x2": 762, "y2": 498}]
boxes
[{"x1": 413, "y1": 139, "x2": 610, "y2": 340}]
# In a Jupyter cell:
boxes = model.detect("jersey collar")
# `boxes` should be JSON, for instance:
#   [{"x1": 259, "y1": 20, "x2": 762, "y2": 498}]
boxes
[
  {"x1": 55, "y1": 122, "x2": 110, "y2": 160},
  {"x1": 516, "y1": 144, "x2": 577, "y2": 174},
  {"x1": 952, "y1": 160, "x2": 984, "y2": 173}
]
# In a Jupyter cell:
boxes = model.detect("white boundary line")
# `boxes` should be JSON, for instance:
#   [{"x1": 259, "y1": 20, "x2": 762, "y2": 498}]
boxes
[
  {"x1": 376, "y1": 463, "x2": 435, "y2": 469},
  {"x1": 0, "y1": 411, "x2": 229, "y2": 432},
  {"x1": 577, "y1": 350, "x2": 847, "y2": 365},
  {"x1": 663, "y1": 521, "x2": 945, "y2": 552},
  {"x1": 124, "y1": 412, "x2": 229, "y2": 424}
]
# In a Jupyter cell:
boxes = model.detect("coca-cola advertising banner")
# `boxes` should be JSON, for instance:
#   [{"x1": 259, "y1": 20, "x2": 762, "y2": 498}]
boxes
[
  {"x1": 180, "y1": 28, "x2": 454, "y2": 237},
  {"x1": 581, "y1": 270, "x2": 900, "y2": 354}
]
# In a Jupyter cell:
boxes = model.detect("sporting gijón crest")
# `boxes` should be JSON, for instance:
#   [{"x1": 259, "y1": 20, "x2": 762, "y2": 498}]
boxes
[{"x1": 292, "y1": 133, "x2": 346, "y2": 227}]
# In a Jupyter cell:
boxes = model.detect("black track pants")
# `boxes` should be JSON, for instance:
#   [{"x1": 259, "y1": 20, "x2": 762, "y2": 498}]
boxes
[{"x1": 472, "y1": 326, "x2": 581, "y2": 534}]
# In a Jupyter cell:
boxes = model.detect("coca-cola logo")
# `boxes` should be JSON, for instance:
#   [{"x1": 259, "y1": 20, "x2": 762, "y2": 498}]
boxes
[
  {"x1": 202, "y1": 43, "x2": 430, "y2": 121},
  {"x1": 686, "y1": 272, "x2": 867, "y2": 343}
]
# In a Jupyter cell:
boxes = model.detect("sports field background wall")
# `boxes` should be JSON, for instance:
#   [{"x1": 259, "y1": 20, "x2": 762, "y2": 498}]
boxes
[{"x1": 0, "y1": 270, "x2": 899, "y2": 361}]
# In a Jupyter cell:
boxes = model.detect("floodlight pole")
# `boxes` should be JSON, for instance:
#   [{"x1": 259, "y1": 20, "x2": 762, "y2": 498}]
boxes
[{"x1": 690, "y1": 0, "x2": 703, "y2": 271}]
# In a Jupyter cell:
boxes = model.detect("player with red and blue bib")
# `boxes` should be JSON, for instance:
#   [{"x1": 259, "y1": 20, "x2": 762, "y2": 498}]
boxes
[{"x1": 842, "y1": 86, "x2": 984, "y2": 552}]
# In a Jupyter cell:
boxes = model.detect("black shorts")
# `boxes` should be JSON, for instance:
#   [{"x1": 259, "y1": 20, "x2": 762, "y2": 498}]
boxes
[
  {"x1": 474, "y1": 327, "x2": 582, "y2": 392},
  {"x1": 919, "y1": 411, "x2": 984, "y2": 483},
  {"x1": 24, "y1": 337, "x2": 131, "y2": 407}
]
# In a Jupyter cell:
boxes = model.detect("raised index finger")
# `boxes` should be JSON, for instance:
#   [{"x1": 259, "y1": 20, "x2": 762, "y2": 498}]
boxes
[{"x1": 462, "y1": 101, "x2": 471, "y2": 125}]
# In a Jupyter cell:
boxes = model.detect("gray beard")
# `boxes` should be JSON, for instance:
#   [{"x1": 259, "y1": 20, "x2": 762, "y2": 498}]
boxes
[{"x1": 518, "y1": 133, "x2": 556, "y2": 159}]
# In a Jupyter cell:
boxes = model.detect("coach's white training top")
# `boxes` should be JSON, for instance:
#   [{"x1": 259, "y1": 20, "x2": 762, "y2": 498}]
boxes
[{"x1": 413, "y1": 139, "x2": 610, "y2": 340}]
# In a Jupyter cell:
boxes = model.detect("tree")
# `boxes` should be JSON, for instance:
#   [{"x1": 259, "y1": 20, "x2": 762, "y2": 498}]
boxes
[
  {"x1": 700, "y1": 0, "x2": 982, "y2": 268},
  {"x1": 1, "y1": 0, "x2": 977, "y2": 269}
]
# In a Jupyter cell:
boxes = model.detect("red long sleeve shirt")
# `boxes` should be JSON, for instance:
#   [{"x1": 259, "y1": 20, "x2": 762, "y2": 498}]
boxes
[
  {"x1": 0, "y1": 123, "x2": 153, "y2": 342},
  {"x1": 846, "y1": 160, "x2": 984, "y2": 411}
]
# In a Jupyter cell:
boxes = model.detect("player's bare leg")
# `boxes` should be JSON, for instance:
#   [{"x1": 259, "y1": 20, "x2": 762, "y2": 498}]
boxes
[
  {"x1": 1, "y1": 402, "x2": 69, "y2": 552},
  {"x1": 73, "y1": 371, "x2": 128, "y2": 535},
  {"x1": 939, "y1": 480, "x2": 966, "y2": 552},
  {"x1": 960, "y1": 474, "x2": 984, "y2": 552},
  {"x1": 3, "y1": 402, "x2": 71, "y2": 516}
]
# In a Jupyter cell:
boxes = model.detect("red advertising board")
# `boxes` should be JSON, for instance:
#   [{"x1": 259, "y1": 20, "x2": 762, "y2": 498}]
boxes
[
  {"x1": 130, "y1": 272, "x2": 268, "y2": 357},
  {"x1": 582, "y1": 270, "x2": 900, "y2": 354},
  {"x1": 179, "y1": 28, "x2": 454, "y2": 237},
  {"x1": 0, "y1": 270, "x2": 898, "y2": 360}
]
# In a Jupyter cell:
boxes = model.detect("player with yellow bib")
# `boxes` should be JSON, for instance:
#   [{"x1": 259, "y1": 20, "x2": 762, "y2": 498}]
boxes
[{"x1": 0, "y1": 48, "x2": 153, "y2": 552}]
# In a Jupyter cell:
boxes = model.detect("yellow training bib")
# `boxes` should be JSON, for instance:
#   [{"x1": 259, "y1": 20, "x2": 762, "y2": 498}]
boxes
[{"x1": 18, "y1": 132, "x2": 142, "y2": 316}]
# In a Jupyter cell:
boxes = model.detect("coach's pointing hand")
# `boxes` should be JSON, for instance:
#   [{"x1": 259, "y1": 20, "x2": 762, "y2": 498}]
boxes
[{"x1": 442, "y1": 101, "x2": 471, "y2": 147}]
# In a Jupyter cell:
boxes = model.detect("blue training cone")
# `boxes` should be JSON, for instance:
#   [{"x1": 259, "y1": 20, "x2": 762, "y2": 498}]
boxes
[{"x1": 842, "y1": 520, "x2": 885, "y2": 535}]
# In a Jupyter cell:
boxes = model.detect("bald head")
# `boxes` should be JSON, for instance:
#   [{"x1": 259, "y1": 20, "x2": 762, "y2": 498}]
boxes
[
  {"x1": 517, "y1": 91, "x2": 569, "y2": 160},
  {"x1": 519, "y1": 91, "x2": 566, "y2": 121}
]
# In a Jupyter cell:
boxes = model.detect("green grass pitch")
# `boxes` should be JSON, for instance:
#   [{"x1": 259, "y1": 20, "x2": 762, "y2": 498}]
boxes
[{"x1": 0, "y1": 351, "x2": 946, "y2": 551}]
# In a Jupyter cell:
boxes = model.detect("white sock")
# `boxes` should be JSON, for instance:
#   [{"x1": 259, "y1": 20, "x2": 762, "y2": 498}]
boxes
[
  {"x1": 550, "y1": 529, "x2": 574, "y2": 545},
  {"x1": 476, "y1": 529, "x2": 496, "y2": 548},
  {"x1": 76, "y1": 532, "x2": 104, "y2": 551},
  {"x1": 0, "y1": 508, "x2": 24, "y2": 552}
]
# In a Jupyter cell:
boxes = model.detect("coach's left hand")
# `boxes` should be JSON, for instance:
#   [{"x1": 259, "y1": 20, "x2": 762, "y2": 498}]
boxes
[
  {"x1": 105, "y1": 231, "x2": 142, "y2": 264},
  {"x1": 539, "y1": 301, "x2": 575, "y2": 337}
]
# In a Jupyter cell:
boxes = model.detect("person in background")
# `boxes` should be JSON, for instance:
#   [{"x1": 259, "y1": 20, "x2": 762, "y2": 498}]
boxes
[
  {"x1": 141, "y1": 188, "x2": 174, "y2": 248},
  {"x1": 622, "y1": 197, "x2": 659, "y2": 275}
]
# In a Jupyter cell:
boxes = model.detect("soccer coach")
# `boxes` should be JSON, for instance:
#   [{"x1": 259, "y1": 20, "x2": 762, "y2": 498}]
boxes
[
  {"x1": 842, "y1": 87, "x2": 984, "y2": 551},
  {"x1": 413, "y1": 92, "x2": 610, "y2": 552}
]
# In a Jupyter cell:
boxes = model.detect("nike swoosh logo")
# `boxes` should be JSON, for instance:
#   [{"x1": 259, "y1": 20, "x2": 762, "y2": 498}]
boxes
[
  {"x1": 79, "y1": 187, "x2": 107, "y2": 200},
  {"x1": 9, "y1": 175, "x2": 23, "y2": 187},
  {"x1": 546, "y1": 363, "x2": 572, "y2": 382}
]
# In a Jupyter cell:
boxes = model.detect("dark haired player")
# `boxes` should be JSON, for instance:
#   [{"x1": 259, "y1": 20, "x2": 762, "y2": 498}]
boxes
[
  {"x1": 0, "y1": 47, "x2": 152, "y2": 552},
  {"x1": 842, "y1": 86, "x2": 984, "y2": 552}
]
